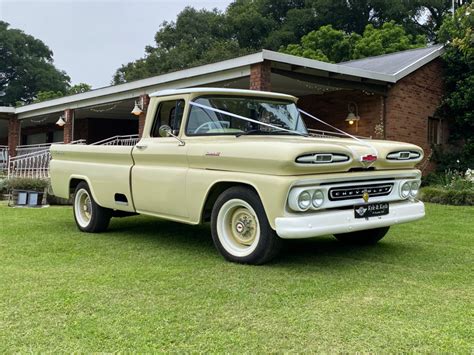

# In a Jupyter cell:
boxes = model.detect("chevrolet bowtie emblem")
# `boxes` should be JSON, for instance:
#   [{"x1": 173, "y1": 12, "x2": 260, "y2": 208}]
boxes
[{"x1": 362, "y1": 191, "x2": 370, "y2": 203}]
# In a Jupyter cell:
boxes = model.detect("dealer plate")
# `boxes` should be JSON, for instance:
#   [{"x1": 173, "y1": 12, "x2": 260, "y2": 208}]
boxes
[{"x1": 354, "y1": 202, "x2": 389, "y2": 219}]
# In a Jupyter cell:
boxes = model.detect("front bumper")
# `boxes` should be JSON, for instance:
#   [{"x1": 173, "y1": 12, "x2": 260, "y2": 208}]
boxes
[{"x1": 275, "y1": 201, "x2": 425, "y2": 239}]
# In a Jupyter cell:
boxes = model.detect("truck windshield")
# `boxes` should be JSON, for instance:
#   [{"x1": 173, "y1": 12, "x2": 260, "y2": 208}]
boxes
[{"x1": 186, "y1": 96, "x2": 308, "y2": 136}]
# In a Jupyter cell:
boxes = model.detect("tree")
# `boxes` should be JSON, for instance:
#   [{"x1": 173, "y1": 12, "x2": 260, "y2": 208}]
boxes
[
  {"x1": 0, "y1": 21, "x2": 70, "y2": 106},
  {"x1": 113, "y1": 7, "x2": 245, "y2": 84},
  {"x1": 282, "y1": 22, "x2": 426, "y2": 63},
  {"x1": 113, "y1": 0, "x2": 454, "y2": 84},
  {"x1": 31, "y1": 83, "x2": 92, "y2": 104},
  {"x1": 352, "y1": 21, "x2": 426, "y2": 59},
  {"x1": 434, "y1": 3, "x2": 474, "y2": 171},
  {"x1": 283, "y1": 25, "x2": 360, "y2": 63}
]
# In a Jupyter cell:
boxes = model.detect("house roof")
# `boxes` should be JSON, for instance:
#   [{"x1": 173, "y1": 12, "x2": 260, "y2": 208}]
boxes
[
  {"x1": 6, "y1": 45, "x2": 443, "y2": 119},
  {"x1": 341, "y1": 44, "x2": 444, "y2": 81}
]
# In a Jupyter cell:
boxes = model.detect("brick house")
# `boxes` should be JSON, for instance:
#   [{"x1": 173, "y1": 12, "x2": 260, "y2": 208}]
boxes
[{"x1": 0, "y1": 45, "x2": 445, "y2": 173}]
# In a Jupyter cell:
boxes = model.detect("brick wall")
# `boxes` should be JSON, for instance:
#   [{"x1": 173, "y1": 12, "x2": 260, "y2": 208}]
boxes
[
  {"x1": 385, "y1": 58, "x2": 444, "y2": 171},
  {"x1": 8, "y1": 117, "x2": 20, "y2": 156},
  {"x1": 63, "y1": 109, "x2": 74, "y2": 143},
  {"x1": 138, "y1": 95, "x2": 150, "y2": 138},
  {"x1": 298, "y1": 90, "x2": 384, "y2": 139},
  {"x1": 250, "y1": 61, "x2": 272, "y2": 91}
]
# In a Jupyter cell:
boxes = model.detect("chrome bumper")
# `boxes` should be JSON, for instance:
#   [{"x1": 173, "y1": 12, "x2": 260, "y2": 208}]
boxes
[{"x1": 275, "y1": 201, "x2": 425, "y2": 239}]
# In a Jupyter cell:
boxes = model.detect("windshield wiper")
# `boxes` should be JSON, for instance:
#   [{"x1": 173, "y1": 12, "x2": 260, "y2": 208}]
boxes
[
  {"x1": 235, "y1": 129, "x2": 264, "y2": 137},
  {"x1": 236, "y1": 129, "x2": 307, "y2": 137}
]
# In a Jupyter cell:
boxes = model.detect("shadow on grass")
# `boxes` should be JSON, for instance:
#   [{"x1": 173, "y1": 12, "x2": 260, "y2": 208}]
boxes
[{"x1": 105, "y1": 215, "x2": 414, "y2": 267}]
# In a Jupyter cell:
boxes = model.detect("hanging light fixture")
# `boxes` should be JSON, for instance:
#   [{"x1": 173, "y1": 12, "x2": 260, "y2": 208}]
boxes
[
  {"x1": 131, "y1": 99, "x2": 143, "y2": 116},
  {"x1": 56, "y1": 115, "x2": 66, "y2": 127},
  {"x1": 345, "y1": 102, "x2": 360, "y2": 131}
]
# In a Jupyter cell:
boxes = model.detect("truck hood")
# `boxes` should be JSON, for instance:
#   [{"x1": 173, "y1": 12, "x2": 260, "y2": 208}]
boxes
[{"x1": 186, "y1": 135, "x2": 424, "y2": 176}]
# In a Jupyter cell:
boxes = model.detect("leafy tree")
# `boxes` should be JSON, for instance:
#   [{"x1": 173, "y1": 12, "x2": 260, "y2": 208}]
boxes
[
  {"x1": 282, "y1": 22, "x2": 426, "y2": 63},
  {"x1": 0, "y1": 21, "x2": 70, "y2": 106},
  {"x1": 113, "y1": 0, "x2": 454, "y2": 83},
  {"x1": 352, "y1": 21, "x2": 426, "y2": 59},
  {"x1": 114, "y1": 7, "x2": 245, "y2": 84},
  {"x1": 31, "y1": 83, "x2": 92, "y2": 104},
  {"x1": 283, "y1": 25, "x2": 360, "y2": 63},
  {"x1": 435, "y1": 3, "x2": 474, "y2": 171}
]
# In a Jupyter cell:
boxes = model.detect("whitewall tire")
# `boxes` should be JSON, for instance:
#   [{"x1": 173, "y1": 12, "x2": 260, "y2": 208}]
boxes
[
  {"x1": 73, "y1": 182, "x2": 111, "y2": 233},
  {"x1": 211, "y1": 186, "x2": 282, "y2": 264}
]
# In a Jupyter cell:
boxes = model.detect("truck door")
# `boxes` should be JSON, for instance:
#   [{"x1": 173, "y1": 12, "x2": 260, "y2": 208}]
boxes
[{"x1": 131, "y1": 99, "x2": 189, "y2": 219}]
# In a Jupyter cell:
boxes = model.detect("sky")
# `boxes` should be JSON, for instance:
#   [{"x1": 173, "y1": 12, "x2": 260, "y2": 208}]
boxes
[{"x1": 0, "y1": 0, "x2": 233, "y2": 88}]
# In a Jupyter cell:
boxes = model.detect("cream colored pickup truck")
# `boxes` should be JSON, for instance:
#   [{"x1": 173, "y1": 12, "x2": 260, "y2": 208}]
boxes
[{"x1": 50, "y1": 88, "x2": 425, "y2": 264}]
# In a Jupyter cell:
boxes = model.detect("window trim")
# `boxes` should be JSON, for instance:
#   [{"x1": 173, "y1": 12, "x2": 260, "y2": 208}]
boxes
[{"x1": 150, "y1": 99, "x2": 185, "y2": 138}]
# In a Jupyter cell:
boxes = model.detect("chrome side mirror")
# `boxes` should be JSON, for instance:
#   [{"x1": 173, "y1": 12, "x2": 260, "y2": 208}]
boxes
[
  {"x1": 158, "y1": 125, "x2": 185, "y2": 146},
  {"x1": 159, "y1": 125, "x2": 172, "y2": 137}
]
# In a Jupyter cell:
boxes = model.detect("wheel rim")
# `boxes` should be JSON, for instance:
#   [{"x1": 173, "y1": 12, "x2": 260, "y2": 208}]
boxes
[
  {"x1": 75, "y1": 188, "x2": 92, "y2": 228},
  {"x1": 216, "y1": 199, "x2": 260, "y2": 257}
]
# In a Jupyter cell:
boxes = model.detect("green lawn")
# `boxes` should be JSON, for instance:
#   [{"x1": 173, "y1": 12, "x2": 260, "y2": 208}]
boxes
[{"x1": 0, "y1": 202, "x2": 472, "y2": 352}]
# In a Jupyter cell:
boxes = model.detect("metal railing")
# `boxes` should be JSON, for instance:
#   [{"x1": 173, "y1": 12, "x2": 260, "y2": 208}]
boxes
[
  {"x1": 7, "y1": 140, "x2": 86, "y2": 179},
  {"x1": 308, "y1": 128, "x2": 370, "y2": 139},
  {"x1": 1, "y1": 145, "x2": 8, "y2": 173},
  {"x1": 8, "y1": 148, "x2": 51, "y2": 179},
  {"x1": 15, "y1": 139, "x2": 86, "y2": 156},
  {"x1": 91, "y1": 134, "x2": 140, "y2": 146}
]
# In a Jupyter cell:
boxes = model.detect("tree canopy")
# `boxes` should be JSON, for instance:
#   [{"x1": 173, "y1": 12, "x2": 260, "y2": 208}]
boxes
[
  {"x1": 113, "y1": 0, "x2": 461, "y2": 84},
  {"x1": 434, "y1": 3, "x2": 474, "y2": 171},
  {"x1": 282, "y1": 22, "x2": 427, "y2": 63},
  {"x1": 0, "y1": 21, "x2": 71, "y2": 106}
]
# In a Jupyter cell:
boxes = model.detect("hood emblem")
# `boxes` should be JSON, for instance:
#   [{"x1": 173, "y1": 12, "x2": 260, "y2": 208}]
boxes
[
  {"x1": 362, "y1": 191, "x2": 369, "y2": 203},
  {"x1": 360, "y1": 154, "x2": 377, "y2": 168}
]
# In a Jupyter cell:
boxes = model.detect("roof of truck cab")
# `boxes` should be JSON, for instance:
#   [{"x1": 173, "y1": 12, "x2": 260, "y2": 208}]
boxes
[{"x1": 149, "y1": 87, "x2": 298, "y2": 101}]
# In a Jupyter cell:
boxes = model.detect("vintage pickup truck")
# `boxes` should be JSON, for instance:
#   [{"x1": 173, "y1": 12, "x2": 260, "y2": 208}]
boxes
[{"x1": 50, "y1": 88, "x2": 425, "y2": 264}]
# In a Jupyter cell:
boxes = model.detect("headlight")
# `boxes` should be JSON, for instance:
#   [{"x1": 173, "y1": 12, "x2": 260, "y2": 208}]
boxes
[
  {"x1": 409, "y1": 180, "x2": 420, "y2": 197},
  {"x1": 400, "y1": 181, "x2": 411, "y2": 199},
  {"x1": 297, "y1": 191, "x2": 311, "y2": 210},
  {"x1": 312, "y1": 190, "x2": 324, "y2": 208}
]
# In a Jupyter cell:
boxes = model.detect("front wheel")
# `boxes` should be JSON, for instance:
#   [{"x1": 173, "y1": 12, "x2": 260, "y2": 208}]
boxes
[
  {"x1": 334, "y1": 226, "x2": 390, "y2": 245},
  {"x1": 211, "y1": 187, "x2": 282, "y2": 264},
  {"x1": 73, "y1": 182, "x2": 111, "y2": 233}
]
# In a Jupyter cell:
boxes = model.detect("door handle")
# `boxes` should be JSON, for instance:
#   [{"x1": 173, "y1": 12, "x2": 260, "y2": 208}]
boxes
[{"x1": 136, "y1": 144, "x2": 147, "y2": 150}]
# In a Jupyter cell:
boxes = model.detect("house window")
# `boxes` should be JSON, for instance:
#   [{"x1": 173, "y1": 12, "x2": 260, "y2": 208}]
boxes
[{"x1": 428, "y1": 117, "x2": 444, "y2": 145}]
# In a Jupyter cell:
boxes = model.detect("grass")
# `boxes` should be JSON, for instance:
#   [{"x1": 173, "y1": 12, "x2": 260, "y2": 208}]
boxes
[{"x1": 0, "y1": 202, "x2": 472, "y2": 352}]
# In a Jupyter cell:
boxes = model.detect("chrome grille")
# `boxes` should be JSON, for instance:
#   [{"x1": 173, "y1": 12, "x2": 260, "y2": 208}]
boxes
[{"x1": 329, "y1": 183, "x2": 393, "y2": 201}]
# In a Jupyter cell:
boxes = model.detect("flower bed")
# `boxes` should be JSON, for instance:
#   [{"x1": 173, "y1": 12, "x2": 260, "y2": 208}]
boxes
[{"x1": 421, "y1": 169, "x2": 474, "y2": 206}]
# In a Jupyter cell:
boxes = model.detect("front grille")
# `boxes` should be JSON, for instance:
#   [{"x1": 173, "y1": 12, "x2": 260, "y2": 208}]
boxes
[{"x1": 328, "y1": 183, "x2": 393, "y2": 201}]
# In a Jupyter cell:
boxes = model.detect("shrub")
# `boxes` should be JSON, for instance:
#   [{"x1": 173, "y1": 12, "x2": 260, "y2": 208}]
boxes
[
  {"x1": 4, "y1": 178, "x2": 50, "y2": 192},
  {"x1": 420, "y1": 169, "x2": 473, "y2": 206},
  {"x1": 421, "y1": 187, "x2": 474, "y2": 206}
]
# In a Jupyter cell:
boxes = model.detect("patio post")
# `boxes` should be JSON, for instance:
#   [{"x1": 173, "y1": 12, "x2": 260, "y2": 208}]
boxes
[
  {"x1": 63, "y1": 109, "x2": 74, "y2": 143},
  {"x1": 7, "y1": 117, "x2": 20, "y2": 157},
  {"x1": 250, "y1": 61, "x2": 272, "y2": 91},
  {"x1": 138, "y1": 94, "x2": 150, "y2": 138}
]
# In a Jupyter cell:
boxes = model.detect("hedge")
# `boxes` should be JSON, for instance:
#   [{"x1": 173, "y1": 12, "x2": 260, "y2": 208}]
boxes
[{"x1": 420, "y1": 187, "x2": 474, "y2": 206}]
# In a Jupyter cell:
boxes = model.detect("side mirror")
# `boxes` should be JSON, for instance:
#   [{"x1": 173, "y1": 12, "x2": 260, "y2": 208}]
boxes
[
  {"x1": 158, "y1": 124, "x2": 185, "y2": 146},
  {"x1": 158, "y1": 125, "x2": 172, "y2": 138}
]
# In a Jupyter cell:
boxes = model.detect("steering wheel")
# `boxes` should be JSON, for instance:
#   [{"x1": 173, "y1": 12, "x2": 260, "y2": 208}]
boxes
[{"x1": 194, "y1": 121, "x2": 230, "y2": 134}]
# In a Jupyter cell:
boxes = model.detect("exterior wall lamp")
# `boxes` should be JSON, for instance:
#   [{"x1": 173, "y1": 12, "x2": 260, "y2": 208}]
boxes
[{"x1": 345, "y1": 101, "x2": 360, "y2": 131}]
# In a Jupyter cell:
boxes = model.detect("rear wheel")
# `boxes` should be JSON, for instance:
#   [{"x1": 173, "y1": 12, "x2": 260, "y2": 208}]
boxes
[
  {"x1": 334, "y1": 227, "x2": 390, "y2": 245},
  {"x1": 211, "y1": 186, "x2": 282, "y2": 264},
  {"x1": 73, "y1": 182, "x2": 111, "y2": 233}
]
